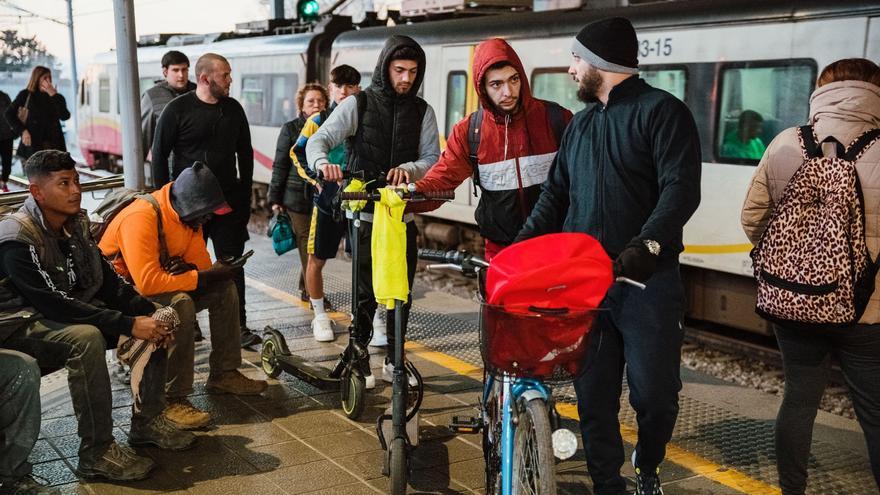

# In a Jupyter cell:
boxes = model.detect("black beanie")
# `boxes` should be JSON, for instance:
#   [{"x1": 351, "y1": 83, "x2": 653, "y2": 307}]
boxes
[{"x1": 571, "y1": 17, "x2": 638, "y2": 74}]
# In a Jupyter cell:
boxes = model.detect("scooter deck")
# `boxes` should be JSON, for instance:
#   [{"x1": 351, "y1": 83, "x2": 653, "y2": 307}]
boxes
[{"x1": 275, "y1": 354, "x2": 342, "y2": 390}]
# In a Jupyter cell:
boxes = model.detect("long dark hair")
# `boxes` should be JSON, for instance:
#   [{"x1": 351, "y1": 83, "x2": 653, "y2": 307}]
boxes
[{"x1": 26, "y1": 66, "x2": 51, "y2": 93}]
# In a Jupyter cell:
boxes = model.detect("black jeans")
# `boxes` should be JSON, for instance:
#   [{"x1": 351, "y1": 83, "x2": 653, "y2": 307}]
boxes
[
  {"x1": 573, "y1": 264, "x2": 685, "y2": 495},
  {"x1": 0, "y1": 138, "x2": 12, "y2": 182},
  {"x1": 351, "y1": 219, "x2": 418, "y2": 358},
  {"x1": 203, "y1": 200, "x2": 250, "y2": 328},
  {"x1": 774, "y1": 323, "x2": 880, "y2": 494},
  {"x1": 0, "y1": 349, "x2": 40, "y2": 481}
]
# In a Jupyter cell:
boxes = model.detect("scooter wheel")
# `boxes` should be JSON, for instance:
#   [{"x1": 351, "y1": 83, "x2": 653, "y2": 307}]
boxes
[
  {"x1": 261, "y1": 335, "x2": 282, "y2": 378},
  {"x1": 389, "y1": 437, "x2": 408, "y2": 494},
  {"x1": 340, "y1": 372, "x2": 365, "y2": 419}
]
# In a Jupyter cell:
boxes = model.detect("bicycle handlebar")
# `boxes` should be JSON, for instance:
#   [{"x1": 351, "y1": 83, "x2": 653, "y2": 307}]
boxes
[
  {"x1": 417, "y1": 248, "x2": 488, "y2": 278},
  {"x1": 338, "y1": 189, "x2": 455, "y2": 201}
]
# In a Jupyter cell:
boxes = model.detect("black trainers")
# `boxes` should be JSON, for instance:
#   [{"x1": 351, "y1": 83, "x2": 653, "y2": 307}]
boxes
[
  {"x1": 240, "y1": 327, "x2": 262, "y2": 348},
  {"x1": 129, "y1": 414, "x2": 196, "y2": 451},
  {"x1": 0, "y1": 474, "x2": 60, "y2": 495},
  {"x1": 77, "y1": 442, "x2": 154, "y2": 481},
  {"x1": 632, "y1": 451, "x2": 664, "y2": 495}
]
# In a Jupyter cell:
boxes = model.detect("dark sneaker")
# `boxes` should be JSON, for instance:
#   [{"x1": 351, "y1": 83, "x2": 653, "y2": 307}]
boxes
[
  {"x1": 207, "y1": 369, "x2": 268, "y2": 396},
  {"x1": 164, "y1": 399, "x2": 211, "y2": 430},
  {"x1": 632, "y1": 451, "x2": 664, "y2": 495},
  {"x1": 129, "y1": 414, "x2": 196, "y2": 451},
  {"x1": 77, "y1": 442, "x2": 154, "y2": 481},
  {"x1": 193, "y1": 320, "x2": 204, "y2": 343},
  {"x1": 240, "y1": 328, "x2": 262, "y2": 348},
  {"x1": 0, "y1": 474, "x2": 60, "y2": 494}
]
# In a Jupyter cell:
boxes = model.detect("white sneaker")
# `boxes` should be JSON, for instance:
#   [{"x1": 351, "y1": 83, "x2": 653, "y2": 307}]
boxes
[
  {"x1": 311, "y1": 314, "x2": 335, "y2": 342},
  {"x1": 370, "y1": 310, "x2": 388, "y2": 347},
  {"x1": 382, "y1": 361, "x2": 418, "y2": 387},
  {"x1": 364, "y1": 371, "x2": 375, "y2": 390}
]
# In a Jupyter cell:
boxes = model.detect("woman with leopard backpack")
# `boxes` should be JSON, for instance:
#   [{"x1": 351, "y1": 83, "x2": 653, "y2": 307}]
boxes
[{"x1": 741, "y1": 58, "x2": 880, "y2": 495}]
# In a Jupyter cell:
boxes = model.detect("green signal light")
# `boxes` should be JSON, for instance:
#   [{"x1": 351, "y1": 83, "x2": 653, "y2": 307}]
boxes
[{"x1": 298, "y1": 0, "x2": 320, "y2": 20}]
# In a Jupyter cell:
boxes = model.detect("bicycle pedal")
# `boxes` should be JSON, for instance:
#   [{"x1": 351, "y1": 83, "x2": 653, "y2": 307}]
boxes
[{"x1": 449, "y1": 415, "x2": 482, "y2": 434}]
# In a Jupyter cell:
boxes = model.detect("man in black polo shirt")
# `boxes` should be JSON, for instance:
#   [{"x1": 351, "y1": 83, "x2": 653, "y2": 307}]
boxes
[{"x1": 151, "y1": 53, "x2": 260, "y2": 348}]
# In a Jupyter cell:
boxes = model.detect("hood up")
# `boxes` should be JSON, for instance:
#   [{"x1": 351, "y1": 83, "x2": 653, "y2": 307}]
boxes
[
  {"x1": 472, "y1": 38, "x2": 534, "y2": 118},
  {"x1": 369, "y1": 35, "x2": 426, "y2": 100}
]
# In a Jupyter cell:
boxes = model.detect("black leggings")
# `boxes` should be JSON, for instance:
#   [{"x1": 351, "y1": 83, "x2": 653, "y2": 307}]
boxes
[
  {"x1": 0, "y1": 138, "x2": 12, "y2": 182},
  {"x1": 774, "y1": 323, "x2": 880, "y2": 494}
]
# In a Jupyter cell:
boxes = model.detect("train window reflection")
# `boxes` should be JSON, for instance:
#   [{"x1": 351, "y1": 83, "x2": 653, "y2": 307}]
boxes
[
  {"x1": 641, "y1": 68, "x2": 686, "y2": 101},
  {"x1": 241, "y1": 76, "x2": 266, "y2": 125},
  {"x1": 531, "y1": 69, "x2": 582, "y2": 115},
  {"x1": 445, "y1": 71, "x2": 467, "y2": 138},
  {"x1": 269, "y1": 75, "x2": 297, "y2": 126},
  {"x1": 98, "y1": 77, "x2": 111, "y2": 113},
  {"x1": 717, "y1": 61, "x2": 816, "y2": 164}
]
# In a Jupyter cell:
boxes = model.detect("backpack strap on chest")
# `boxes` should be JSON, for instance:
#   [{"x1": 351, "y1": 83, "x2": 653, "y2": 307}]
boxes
[
  {"x1": 467, "y1": 107, "x2": 484, "y2": 197},
  {"x1": 798, "y1": 125, "x2": 823, "y2": 160},
  {"x1": 134, "y1": 194, "x2": 170, "y2": 267}
]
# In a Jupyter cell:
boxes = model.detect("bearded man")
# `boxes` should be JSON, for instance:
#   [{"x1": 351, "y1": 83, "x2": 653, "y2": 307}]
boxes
[{"x1": 515, "y1": 17, "x2": 702, "y2": 495}]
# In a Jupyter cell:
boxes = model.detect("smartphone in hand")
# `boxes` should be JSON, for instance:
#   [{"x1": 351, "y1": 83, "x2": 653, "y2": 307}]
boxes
[{"x1": 225, "y1": 249, "x2": 255, "y2": 268}]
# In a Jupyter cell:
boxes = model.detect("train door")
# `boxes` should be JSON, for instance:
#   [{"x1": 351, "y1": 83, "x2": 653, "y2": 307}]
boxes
[{"x1": 425, "y1": 44, "x2": 477, "y2": 225}]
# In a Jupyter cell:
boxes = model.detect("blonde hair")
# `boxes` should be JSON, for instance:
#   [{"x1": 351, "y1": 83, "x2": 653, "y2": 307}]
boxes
[{"x1": 26, "y1": 66, "x2": 51, "y2": 93}]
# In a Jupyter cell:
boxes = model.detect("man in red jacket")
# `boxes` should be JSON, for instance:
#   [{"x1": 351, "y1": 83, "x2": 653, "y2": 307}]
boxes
[{"x1": 414, "y1": 38, "x2": 572, "y2": 260}]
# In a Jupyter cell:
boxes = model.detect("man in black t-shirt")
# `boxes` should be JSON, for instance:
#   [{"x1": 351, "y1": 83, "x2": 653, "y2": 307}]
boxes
[{"x1": 151, "y1": 53, "x2": 259, "y2": 348}]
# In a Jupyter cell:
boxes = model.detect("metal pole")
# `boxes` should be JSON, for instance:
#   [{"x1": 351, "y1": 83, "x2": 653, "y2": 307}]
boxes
[
  {"x1": 111, "y1": 0, "x2": 144, "y2": 189},
  {"x1": 66, "y1": 0, "x2": 78, "y2": 136},
  {"x1": 273, "y1": 0, "x2": 285, "y2": 18}
]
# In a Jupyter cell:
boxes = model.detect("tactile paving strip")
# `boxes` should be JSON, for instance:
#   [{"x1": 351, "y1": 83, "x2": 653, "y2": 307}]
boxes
[{"x1": 245, "y1": 247, "x2": 876, "y2": 494}]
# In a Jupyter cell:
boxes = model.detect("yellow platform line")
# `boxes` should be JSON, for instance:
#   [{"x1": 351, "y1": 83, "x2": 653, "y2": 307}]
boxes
[
  {"x1": 683, "y1": 243, "x2": 753, "y2": 254},
  {"x1": 246, "y1": 279, "x2": 780, "y2": 494},
  {"x1": 244, "y1": 277, "x2": 348, "y2": 321}
]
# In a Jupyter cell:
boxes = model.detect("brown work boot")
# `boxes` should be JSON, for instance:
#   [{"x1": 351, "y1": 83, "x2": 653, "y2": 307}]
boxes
[
  {"x1": 206, "y1": 370, "x2": 268, "y2": 396},
  {"x1": 163, "y1": 399, "x2": 211, "y2": 430}
]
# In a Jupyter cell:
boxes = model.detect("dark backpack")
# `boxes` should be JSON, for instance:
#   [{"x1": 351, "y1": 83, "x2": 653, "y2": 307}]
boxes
[
  {"x1": 89, "y1": 188, "x2": 169, "y2": 266},
  {"x1": 466, "y1": 101, "x2": 567, "y2": 196},
  {"x1": 752, "y1": 125, "x2": 880, "y2": 326}
]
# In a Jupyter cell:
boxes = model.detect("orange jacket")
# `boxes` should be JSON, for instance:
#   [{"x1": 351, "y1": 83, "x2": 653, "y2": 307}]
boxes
[{"x1": 98, "y1": 183, "x2": 212, "y2": 296}]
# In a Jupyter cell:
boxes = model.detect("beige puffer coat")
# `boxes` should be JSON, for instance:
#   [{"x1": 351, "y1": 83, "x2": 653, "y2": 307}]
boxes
[{"x1": 741, "y1": 80, "x2": 880, "y2": 323}]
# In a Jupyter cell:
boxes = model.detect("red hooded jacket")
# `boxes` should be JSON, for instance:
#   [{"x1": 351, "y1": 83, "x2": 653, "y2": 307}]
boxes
[{"x1": 415, "y1": 38, "x2": 572, "y2": 245}]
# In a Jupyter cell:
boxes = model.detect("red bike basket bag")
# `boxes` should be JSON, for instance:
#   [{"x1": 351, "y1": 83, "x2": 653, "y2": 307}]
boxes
[{"x1": 481, "y1": 233, "x2": 613, "y2": 379}]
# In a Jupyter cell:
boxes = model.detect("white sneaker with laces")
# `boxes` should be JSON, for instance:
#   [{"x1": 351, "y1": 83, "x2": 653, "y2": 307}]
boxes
[
  {"x1": 364, "y1": 371, "x2": 375, "y2": 390},
  {"x1": 382, "y1": 360, "x2": 418, "y2": 387},
  {"x1": 311, "y1": 313, "x2": 335, "y2": 342},
  {"x1": 370, "y1": 310, "x2": 388, "y2": 347}
]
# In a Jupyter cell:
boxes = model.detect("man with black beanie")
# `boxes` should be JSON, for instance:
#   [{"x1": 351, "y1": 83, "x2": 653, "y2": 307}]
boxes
[{"x1": 516, "y1": 16, "x2": 702, "y2": 495}]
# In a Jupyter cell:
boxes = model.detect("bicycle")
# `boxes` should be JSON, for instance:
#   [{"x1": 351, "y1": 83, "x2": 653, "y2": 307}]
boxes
[
  {"x1": 419, "y1": 246, "x2": 634, "y2": 495},
  {"x1": 338, "y1": 185, "x2": 455, "y2": 494}
]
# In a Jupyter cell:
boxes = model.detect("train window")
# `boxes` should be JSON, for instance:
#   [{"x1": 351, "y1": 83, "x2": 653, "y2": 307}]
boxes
[
  {"x1": 640, "y1": 67, "x2": 686, "y2": 101},
  {"x1": 531, "y1": 69, "x2": 582, "y2": 114},
  {"x1": 241, "y1": 76, "x2": 266, "y2": 125},
  {"x1": 716, "y1": 60, "x2": 816, "y2": 164},
  {"x1": 98, "y1": 77, "x2": 111, "y2": 113},
  {"x1": 445, "y1": 71, "x2": 467, "y2": 137},
  {"x1": 268, "y1": 74, "x2": 297, "y2": 127}
]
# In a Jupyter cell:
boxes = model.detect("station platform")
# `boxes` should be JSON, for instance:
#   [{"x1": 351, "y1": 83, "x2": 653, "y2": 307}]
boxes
[{"x1": 31, "y1": 233, "x2": 875, "y2": 494}]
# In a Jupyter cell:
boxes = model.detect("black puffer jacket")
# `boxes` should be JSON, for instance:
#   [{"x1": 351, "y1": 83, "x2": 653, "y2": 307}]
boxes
[{"x1": 268, "y1": 115, "x2": 312, "y2": 214}]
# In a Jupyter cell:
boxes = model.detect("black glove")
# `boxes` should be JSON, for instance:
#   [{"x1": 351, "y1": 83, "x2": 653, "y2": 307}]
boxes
[{"x1": 613, "y1": 240, "x2": 658, "y2": 283}]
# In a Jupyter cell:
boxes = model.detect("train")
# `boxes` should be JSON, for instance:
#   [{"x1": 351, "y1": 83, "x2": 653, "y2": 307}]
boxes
[{"x1": 76, "y1": 0, "x2": 880, "y2": 335}]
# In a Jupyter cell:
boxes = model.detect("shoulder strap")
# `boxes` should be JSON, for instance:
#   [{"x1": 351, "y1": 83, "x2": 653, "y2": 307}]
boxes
[
  {"x1": 135, "y1": 194, "x2": 170, "y2": 266},
  {"x1": 844, "y1": 128, "x2": 880, "y2": 162},
  {"x1": 545, "y1": 101, "x2": 567, "y2": 146},
  {"x1": 798, "y1": 125, "x2": 823, "y2": 159},
  {"x1": 467, "y1": 107, "x2": 484, "y2": 197}
]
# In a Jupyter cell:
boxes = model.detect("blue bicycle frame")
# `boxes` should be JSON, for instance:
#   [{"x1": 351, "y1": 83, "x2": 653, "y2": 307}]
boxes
[{"x1": 484, "y1": 372, "x2": 553, "y2": 495}]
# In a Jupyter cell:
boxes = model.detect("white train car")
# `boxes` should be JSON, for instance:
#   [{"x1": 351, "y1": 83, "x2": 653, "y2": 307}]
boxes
[{"x1": 331, "y1": 0, "x2": 880, "y2": 333}]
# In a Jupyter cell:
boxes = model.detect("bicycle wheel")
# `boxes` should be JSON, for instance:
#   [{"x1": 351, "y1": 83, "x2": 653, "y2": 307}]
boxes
[
  {"x1": 340, "y1": 372, "x2": 365, "y2": 419},
  {"x1": 389, "y1": 437, "x2": 408, "y2": 494},
  {"x1": 512, "y1": 398, "x2": 556, "y2": 495}
]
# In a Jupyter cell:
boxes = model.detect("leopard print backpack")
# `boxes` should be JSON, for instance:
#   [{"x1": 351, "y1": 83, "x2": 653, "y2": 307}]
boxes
[{"x1": 752, "y1": 125, "x2": 880, "y2": 326}]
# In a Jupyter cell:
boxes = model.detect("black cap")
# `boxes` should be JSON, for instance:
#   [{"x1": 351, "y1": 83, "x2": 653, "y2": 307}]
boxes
[{"x1": 572, "y1": 17, "x2": 639, "y2": 74}]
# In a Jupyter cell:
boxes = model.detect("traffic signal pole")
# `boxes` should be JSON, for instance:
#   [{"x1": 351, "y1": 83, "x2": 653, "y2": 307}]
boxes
[{"x1": 111, "y1": 0, "x2": 145, "y2": 189}]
